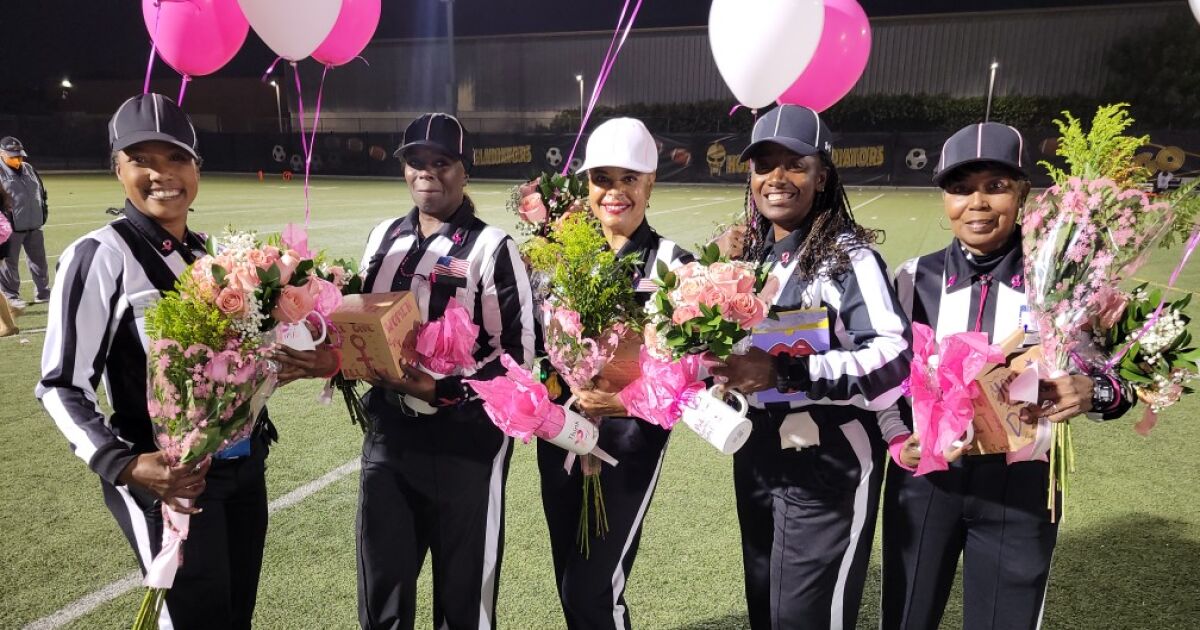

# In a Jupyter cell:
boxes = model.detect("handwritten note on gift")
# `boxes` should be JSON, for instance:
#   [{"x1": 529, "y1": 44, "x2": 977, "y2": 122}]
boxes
[{"x1": 970, "y1": 345, "x2": 1041, "y2": 454}]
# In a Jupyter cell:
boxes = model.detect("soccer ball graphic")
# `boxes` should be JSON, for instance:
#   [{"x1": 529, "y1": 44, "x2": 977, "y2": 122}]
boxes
[
  {"x1": 546, "y1": 147, "x2": 563, "y2": 167},
  {"x1": 271, "y1": 145, "x2": 286, "y2": 163},
  {"x1": 906, "y1": 148, "x2": 928, "y2": 171}
]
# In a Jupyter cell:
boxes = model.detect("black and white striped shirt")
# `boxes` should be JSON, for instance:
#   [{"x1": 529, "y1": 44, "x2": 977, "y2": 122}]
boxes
[
  {"x1": 761, "y1": 228, "x2": 911, "y2": 421},
  {"x1": 360, "y1": 200, "x2": 536, "y2": 404},
  {"x1": 37, "y1": 202, "x2": 209, "y2": 485}
]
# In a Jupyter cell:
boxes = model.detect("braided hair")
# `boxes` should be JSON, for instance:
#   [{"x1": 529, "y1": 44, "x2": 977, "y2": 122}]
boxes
[{"x1": 737, "y1": 152, "x2": 881, "y2": 281}]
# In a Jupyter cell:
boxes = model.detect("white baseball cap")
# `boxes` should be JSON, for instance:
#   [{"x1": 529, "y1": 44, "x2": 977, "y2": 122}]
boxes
[{"x1": 578, "y1": 118, "x2": 658, "y2": 174}]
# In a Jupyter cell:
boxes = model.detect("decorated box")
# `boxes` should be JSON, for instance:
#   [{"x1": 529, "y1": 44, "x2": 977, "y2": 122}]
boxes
[
  {"x1": 331, "y1": 292, "x2": 421, "y2": 380},
  {"x1": 970, "y1": 340, "x2": 1040, "y2": 454},
  {"x1": 750, "y1": 308, "x2": 831, "y2": 405}
]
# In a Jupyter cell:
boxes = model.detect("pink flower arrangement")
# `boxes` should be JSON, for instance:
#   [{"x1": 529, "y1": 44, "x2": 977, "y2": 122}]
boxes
[
  {"x1": 543, "y1": 303, "x2": 625, "y2": 390},
  {"x1": 647, "y1": 246, "x2": 773, "y2": 360}
]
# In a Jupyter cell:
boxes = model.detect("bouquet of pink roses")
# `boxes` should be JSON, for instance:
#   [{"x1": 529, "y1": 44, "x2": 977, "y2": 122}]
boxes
[
  {"x1": 133, "y1": 225, "x2": 336, "y2": 629},
  {"x1": 646, "y1": 243, "x2": 774, "y2": 360}
]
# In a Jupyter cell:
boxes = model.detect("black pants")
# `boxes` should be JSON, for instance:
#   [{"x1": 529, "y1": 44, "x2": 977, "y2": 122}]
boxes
[
  {"x1": 537, "y1": 416, "x2": 671, "y2": 630},
  {"x1": 880, "y1": 455, "x2": 1060, "y2": 630},
  {"x1": 357, "y1": 389, "x2": 513, "y2": 630},
  {"x1": 733, "y1": 410, "x2": 883, "y2": 630},
  {"x1": 102, "y1": 442, "x2": 269, "y2": 630}
]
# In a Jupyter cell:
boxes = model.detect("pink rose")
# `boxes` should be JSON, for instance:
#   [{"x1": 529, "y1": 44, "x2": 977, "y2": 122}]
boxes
[
  {"x1": 225, "y1": 265, "x2": 261, "y2": 293},
  {"x1": 518, "y1": 177, "x2": 541, "y2": 198},
  {"x1": 674, "y1": 262, "x2": 701, "y2": 282},
  {"x1": 305, "y1": 277, "x2": 344, "y2": 317},
  {"x1": 246, "y1": 248, "x2": 272, "y2": 270},
  {"x1": 327, "y1": 265, "x2": 348, "y2": 287},
  {"x1": 672, "y1": 305, "x2": 701, "y2": 325},
  {"x1": 553, "y1": 307, "x2": 584, "y2": 338},
  {"x1": 675, "y1": 277, "x2": 707, "y2": 305},
  {"x1": 518, "y1": 193, "x2": 549, "y2": 224},
  {"x1": 735, "y1": 266, "x2": 757, "y2": 294},
  {"x1": 700, "y1": 284, "x2": 729, "y2": 310},
  {"x1": 1094, "y1": 287, "x2": 1128, "y2": 331},
  {"x1": 262, "y1": 245, "x2": 282, "y2": 267},
  {"x1": 273, "y1": 284, "x2": 315, "y2": 324},
  {"x1": 275, "y1": 249, "x2": 302, "y2": 284},
  {"x1": 728, "y1": 293, "x2": 767, "y2": 328},
  {"x1": 215, "y1": 287, "x2": 248, "y2": 316},
  {"x1": 707, "y1": 262, "x2": 742, "y2": 296}
]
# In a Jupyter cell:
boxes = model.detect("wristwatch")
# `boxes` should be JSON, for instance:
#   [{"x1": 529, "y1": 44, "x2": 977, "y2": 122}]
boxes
[{"x1": 1090, "y1": 375, "x2": 1116, "y2": 412}]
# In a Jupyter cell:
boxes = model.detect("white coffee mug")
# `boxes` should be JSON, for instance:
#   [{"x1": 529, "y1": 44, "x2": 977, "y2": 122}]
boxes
[
  {"x1": 277, "y1": 314, "x2": 328, "y2": 352},
  {"x1": 545, "y1": 396, "x2": 602, "y2": 455},
  {"x1": 681, "y1": 386, "x2": 753, "y2": 455}
]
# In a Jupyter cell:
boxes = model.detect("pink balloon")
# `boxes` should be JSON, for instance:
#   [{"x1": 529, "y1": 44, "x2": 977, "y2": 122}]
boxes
[
  {"x1": 142, "y1": 0, "x2": 249, "y2": 77},
  {"x1": 312, "y1": 0, "x2": 381, "y2": 67},
  {"x1": 777, "y1": 0, "x2": 871, "y2": 113}
]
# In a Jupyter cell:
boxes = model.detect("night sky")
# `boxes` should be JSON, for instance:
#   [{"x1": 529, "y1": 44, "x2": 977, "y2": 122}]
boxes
[{"x1": 1, "y1": 0, "x2": 1169, "y2": 109}]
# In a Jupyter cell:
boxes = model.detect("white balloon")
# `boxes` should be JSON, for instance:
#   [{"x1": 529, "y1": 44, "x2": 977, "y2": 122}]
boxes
[
  {"x1": 708, "y1": 0, "x2": 825, "y2": 109},
  {"x1": 1191, "y1": 0, "x2": 1200, "y2": 25},
  {"x1": 238, "y1": 0, "x2": 343, "y2": 61}
]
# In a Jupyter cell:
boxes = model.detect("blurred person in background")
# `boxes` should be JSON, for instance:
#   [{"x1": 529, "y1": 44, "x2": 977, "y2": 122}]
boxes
[{"x1": 0, "y1": 136, "x2": 50, "y2": 309}]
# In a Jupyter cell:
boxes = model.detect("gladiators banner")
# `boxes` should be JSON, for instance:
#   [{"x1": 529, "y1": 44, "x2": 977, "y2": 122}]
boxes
[{"x1": 205, "y1": 130, "x2": 1200, "y2": 189}]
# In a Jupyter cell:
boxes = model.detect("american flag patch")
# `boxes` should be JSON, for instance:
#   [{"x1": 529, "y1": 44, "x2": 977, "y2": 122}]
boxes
[
  {"x1": 634, "y1": 278, "x2": 658, "y2": 293},
  {"x1": 433, "y1": 256, "x2": 470, "y2": 278}
]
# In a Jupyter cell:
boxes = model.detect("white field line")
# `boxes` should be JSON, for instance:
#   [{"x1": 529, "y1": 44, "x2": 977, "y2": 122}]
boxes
[
  {"x1": 653, "y1": 197, "x2": 739, "y2": 217},
  {"x1": 43, "y1": 198, "x2": 400, "y2": 229},
  {"x1": 22, "y1": 458, "x2": 362, "y2": 630},
  {"x1": 854, "y1": 193, "x2": 886, "y2": 211}
]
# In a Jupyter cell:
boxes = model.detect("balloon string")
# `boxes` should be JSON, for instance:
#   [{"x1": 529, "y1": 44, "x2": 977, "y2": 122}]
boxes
[
  {"x1": 1105, "y1": 228, "x2": 1200, "y2": 370},
  {"x1": 261, "y1": 56, "x2": 284, "y2": 83},
  {"x1": 301, "y1": 65, "x2": 330, "y2": 226},
  {"x1": 561, "y1": 0, "x2": 644, "y2": 175},
  {"x1": 143, "y1": 1, "x2": 163, "y2": 94},
  {"x1": 291, "y1": 62, "x2": 317, "y2": 226},
  {"x1": 144, "y1": 44, "x2": 158, "y2": 95},
  {"x1": 177, "y1": 75, "x2": 191, "y2": 105}
]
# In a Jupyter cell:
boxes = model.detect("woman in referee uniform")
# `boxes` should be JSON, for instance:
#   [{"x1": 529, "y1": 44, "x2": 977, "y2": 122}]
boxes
[
  {"x1": 37, "y1": 94, "x2": 271, "y2": 629},
  {"x1": 879, "y1": 122, "x2": 1136, "y2": 630},
  {"x1": 709, "y1": 104, "x2": 911, "y2": 630},
  {"x1": 350, "y1": 113, "x2": 535, "y2": 630},
  {"x1": 536, "y1": 118, "x2": 693, "y2": 630}
]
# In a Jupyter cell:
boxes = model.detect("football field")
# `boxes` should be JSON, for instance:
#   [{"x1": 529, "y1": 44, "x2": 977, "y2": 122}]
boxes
[{"x1": 3, "y1": 174, "x2": 1199, "y2": 629}]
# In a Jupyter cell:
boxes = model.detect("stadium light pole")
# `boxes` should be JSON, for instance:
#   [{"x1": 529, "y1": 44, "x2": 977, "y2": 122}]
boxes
[
  {"x1": 269, "y1": 80, "x2": 282, "y2": 134},
  {"x1": 575, "y1": 74, "x2": 584, "y2": 123},
  {"x1": 443, "y1": 0, "x2": 457, "y2": 117},
  {"x1": 985, "y1": 60, "x2": 999, "y2": 122}
]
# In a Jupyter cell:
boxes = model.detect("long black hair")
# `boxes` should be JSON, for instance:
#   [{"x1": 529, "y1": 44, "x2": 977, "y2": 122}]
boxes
[{"x1": 737, "y1": 152, "x2": 881, "y2": 281}]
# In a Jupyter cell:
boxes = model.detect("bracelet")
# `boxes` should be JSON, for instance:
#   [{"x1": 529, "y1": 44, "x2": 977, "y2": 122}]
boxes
[{"x1": 321, "y1": 348, "x2": 343, "y2": 379}]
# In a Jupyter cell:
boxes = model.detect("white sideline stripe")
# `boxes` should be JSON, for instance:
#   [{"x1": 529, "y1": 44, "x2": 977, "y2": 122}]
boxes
[
  {"x1": 854, "y1": 193, "x2": 885, "y2": 210},
  {"x1": 653, "y1": 197, "x2": 738, "y2": 217},
  {"x1": 22, "y1": 458, "x2": 362, "y2": 630}
]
